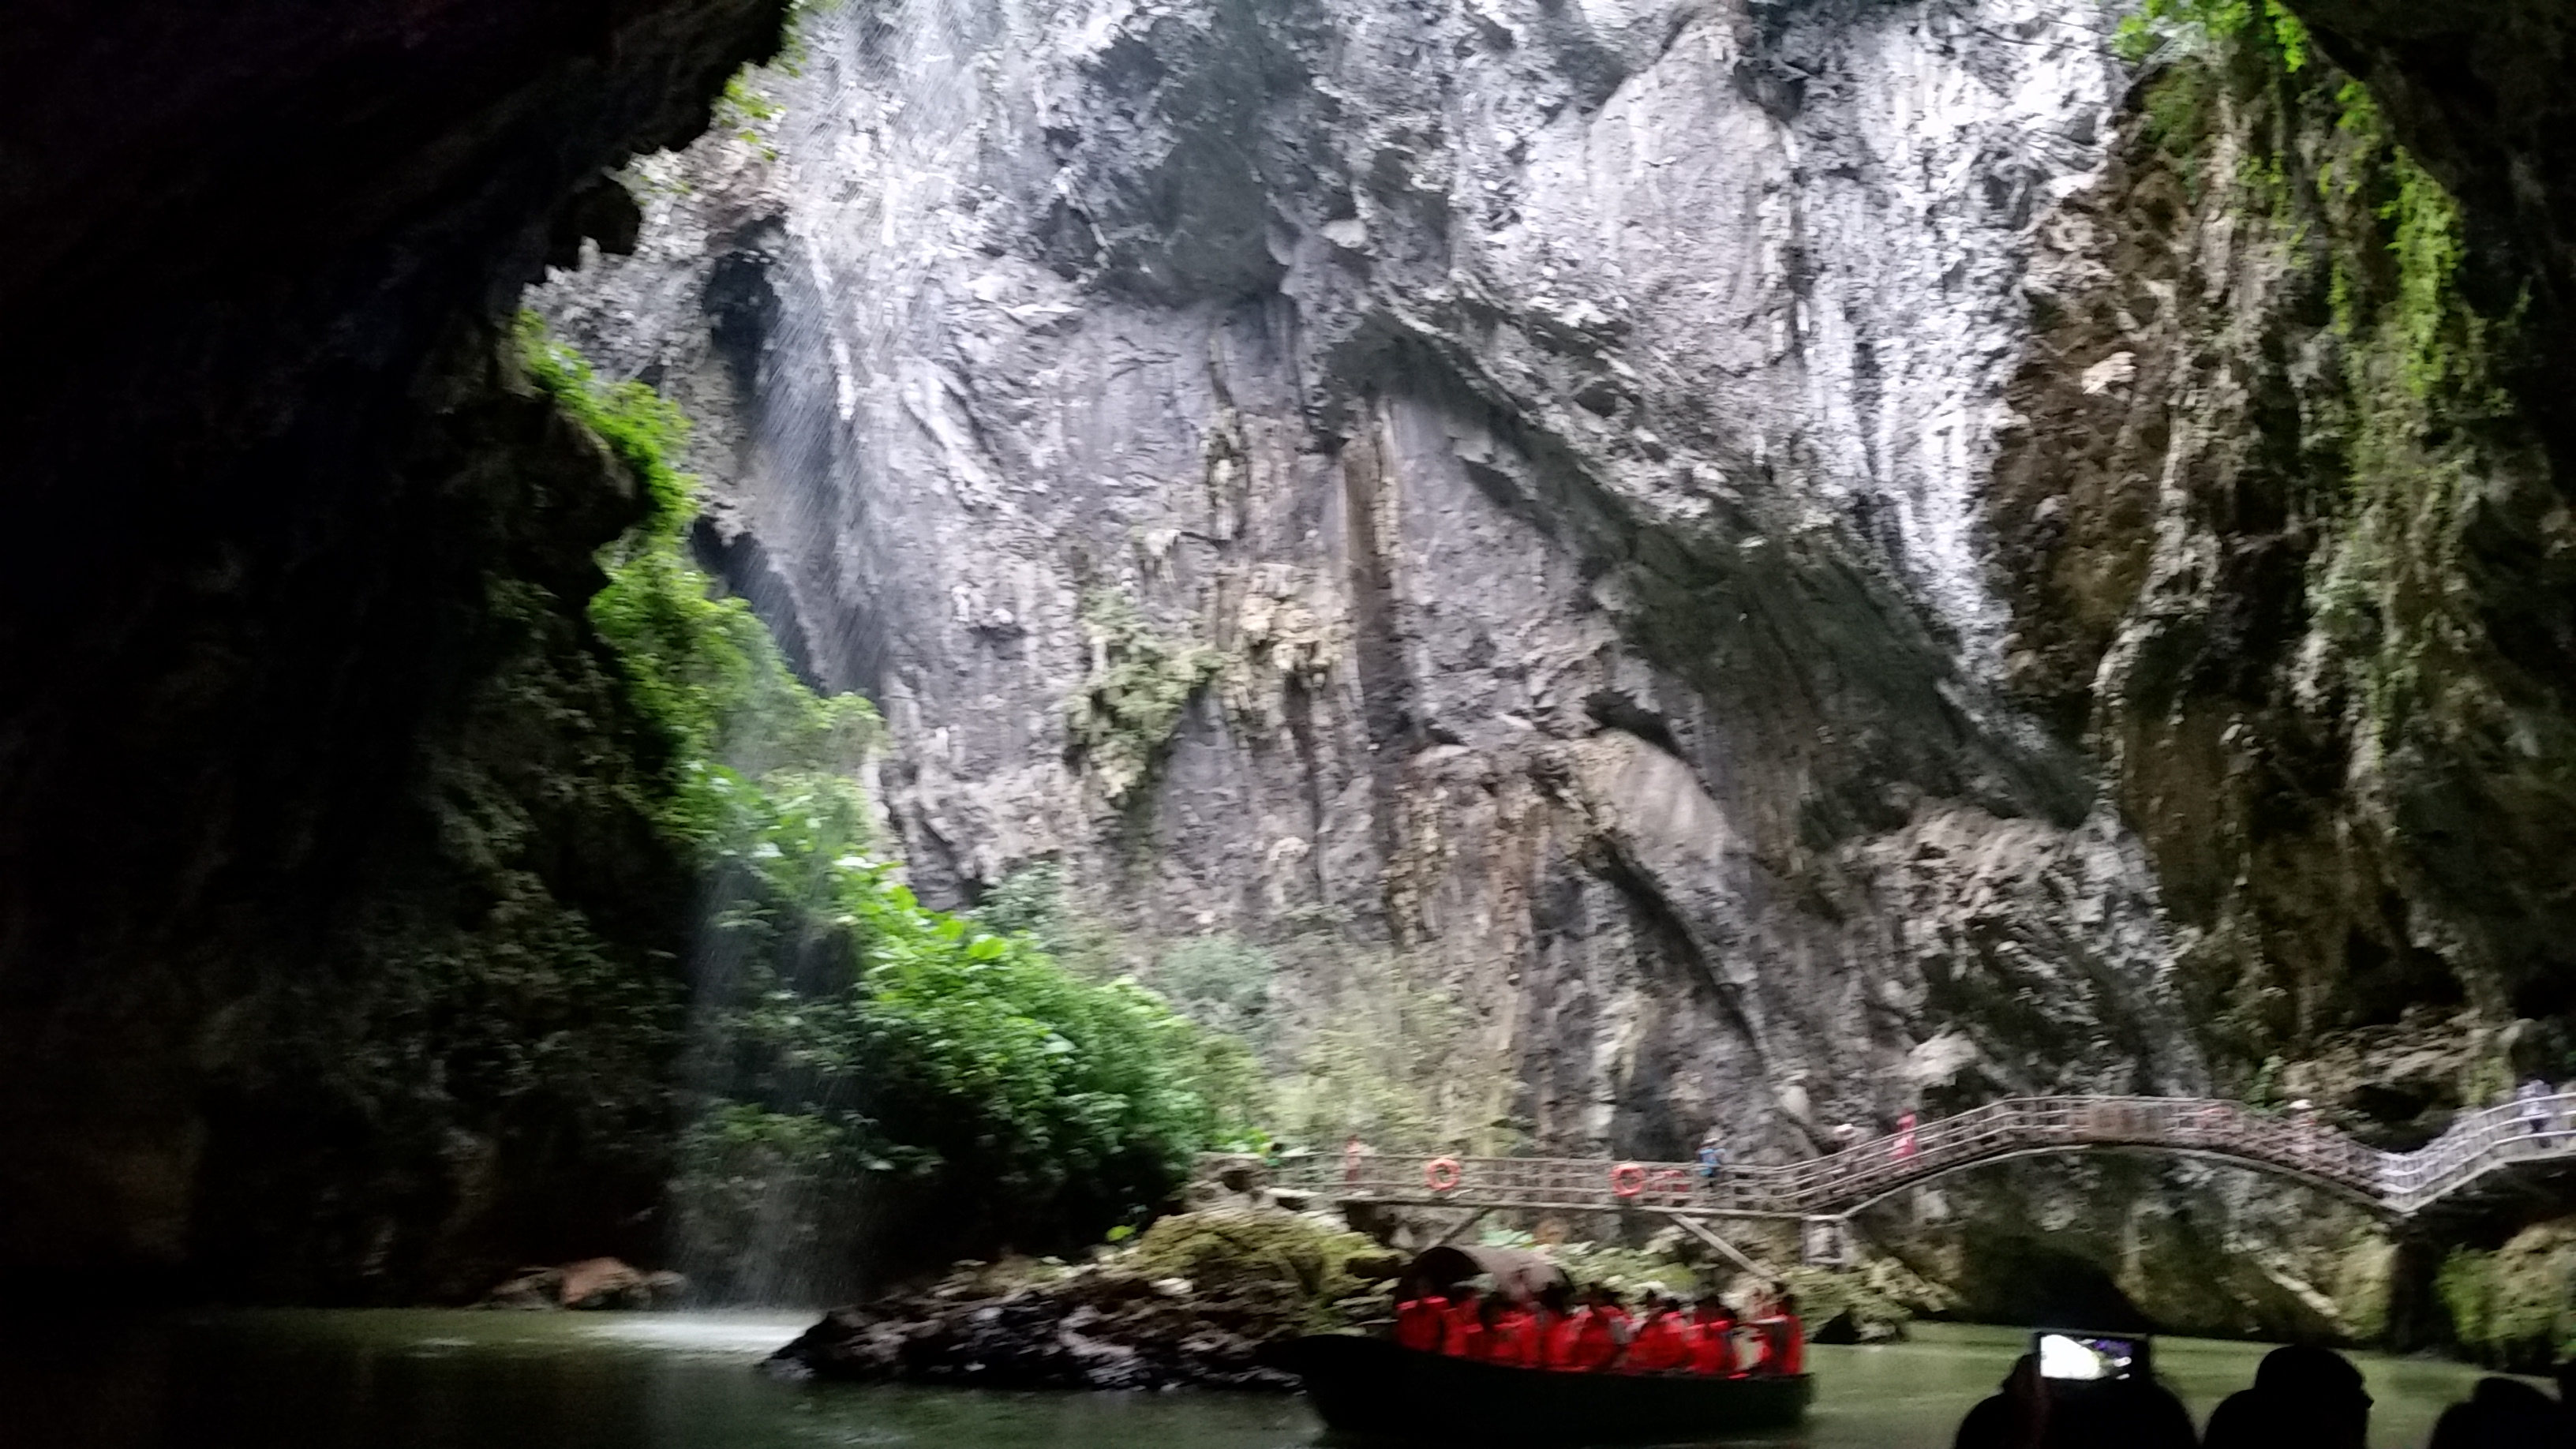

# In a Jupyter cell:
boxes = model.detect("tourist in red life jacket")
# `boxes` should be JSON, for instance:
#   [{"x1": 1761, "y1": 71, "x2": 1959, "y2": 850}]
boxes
[
  {"x1": 1533, "y1": 1282, "x2": 1578, "y2": 1368},
  {"x1": 1736, "y1": 1291, "x2": 1774, "y2": 1375},
  {"x1": 1547, "y1": 1286, "x2": 1620, "y2": 1371},
  {"x1": 1761, "y1": 1290, "x2": 1805, "y2": 1376},
  {"x1": 1687, "y1": 1294, "x2": 1738, "y2": 1376},
  {"x1": 1395, "y1": 1281, "x2": 1450, "y2": 1353},
  {"x1": 1544, "y1": 1297, "x2": 1589, "y2": 1369},
  {"x1": 1487, "y1": 1295, "x2": 1544, "y2": 1368},
  {"x1": 1441, "y1": 1286, "x2": 1486, "y2": 1357},
  {"x1": 1625, "y1": 1295, "x2": 1690, "y2": 1373},
  {"x1": 1560, "y1": 1285, "x2": 1630, "y2": 1371}
]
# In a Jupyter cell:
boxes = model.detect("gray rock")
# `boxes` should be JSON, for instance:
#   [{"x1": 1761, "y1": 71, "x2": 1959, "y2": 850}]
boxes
[{"x1": 541, "y1": 0, "x2": 2497, "y2": 1335}]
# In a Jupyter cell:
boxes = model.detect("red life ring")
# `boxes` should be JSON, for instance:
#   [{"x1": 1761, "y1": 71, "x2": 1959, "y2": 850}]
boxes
[
  {"x1": 1611, "y1": 1163, "x2": 1649, "y2": 1198},
  {"x1": 1424, "y1": 1157, "x2": 1464, "y2": 1193}
]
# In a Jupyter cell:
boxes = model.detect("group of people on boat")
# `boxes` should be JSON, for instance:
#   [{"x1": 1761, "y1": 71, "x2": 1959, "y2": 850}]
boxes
[{"x1": 1394, "y1": 1279, "x2": 1804, "y2": 1378}]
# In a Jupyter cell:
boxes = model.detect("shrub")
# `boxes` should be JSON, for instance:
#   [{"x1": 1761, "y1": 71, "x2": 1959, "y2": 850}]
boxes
[{"x1": 521, "y1": 317, "x2": 1260, "y2": 1296}]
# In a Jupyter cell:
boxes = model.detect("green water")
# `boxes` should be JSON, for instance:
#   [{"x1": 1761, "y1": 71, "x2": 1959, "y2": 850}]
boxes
[{"x1": 1, "y1": 1312, "x2": 2525, "y2": 1448}]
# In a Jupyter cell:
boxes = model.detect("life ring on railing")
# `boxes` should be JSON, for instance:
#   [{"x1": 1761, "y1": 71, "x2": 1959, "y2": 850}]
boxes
[
  {"x1": 1610, "y1": 1163, "x2": 1649, "y2": 1198},
  {"x1": 1424, "y1": 1157, "x2": 1463, "y2": 1193}
]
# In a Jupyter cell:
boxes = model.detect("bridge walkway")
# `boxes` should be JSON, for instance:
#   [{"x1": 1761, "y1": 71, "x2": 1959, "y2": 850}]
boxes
[{"x1": 1208, "y1": 1091, "x2": 2576, "y2": 1234}]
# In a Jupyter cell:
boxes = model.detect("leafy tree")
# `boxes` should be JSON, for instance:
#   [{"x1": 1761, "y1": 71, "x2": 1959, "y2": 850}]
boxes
[{"x1": 521, "y1": 316, "x2": 1254, "y2": 1297}]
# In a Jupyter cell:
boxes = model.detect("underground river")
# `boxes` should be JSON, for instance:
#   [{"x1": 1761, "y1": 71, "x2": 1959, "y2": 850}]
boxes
[{"x1": 3, "y1": 1312, "x2": 2524, "y2": 1449}]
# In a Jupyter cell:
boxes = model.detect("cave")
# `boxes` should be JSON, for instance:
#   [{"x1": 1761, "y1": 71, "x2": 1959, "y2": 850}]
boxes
[{"x1": 9, "y1": 0, "x2": 2576, "y2": 1441}]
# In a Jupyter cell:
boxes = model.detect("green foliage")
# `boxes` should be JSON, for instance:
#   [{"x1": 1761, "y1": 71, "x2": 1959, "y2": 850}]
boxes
[
  {"x1": 1128, "y1": 1209, "x2": 1382, "y2": 1320},
  {"x1": 1149, "y1": 934, "x2": 1279, "y2": 1050},
  {"x1": 519, "y1": 313, "x2": 692, "y2": 524},
  {"x1": 1062, "y1": 589, "x2": 1222, "y2": 805},
  {"x1": 2116, "y1": 0, "x2": 2307, "y2": 69},
  {"x1": 1778, "y1": 1262, "x2": 1938, "y2": 1339},
  {"x1": 968, "y1": 866, "x2": 1503, "y2": 1155},
  {"x1": 1274, "y1": 945, "x2": 1495, "y2": 1155},
  {"x1": 521, "y1": 313, "x2": 869, "y2": 808},
  {"x1": 520, "y1": 317, "x2": 1259, "y2": 1296},
  {"x1": 2439, "y1": 1225, "x2": 2576, "y2": 1372},
  {"x1": 965, "y1": 870, "x2": 1275, "y2": 1140},
  {"x1": 1537, "y1": 1238, "x2": 1704, "y2": 1298},
  {"x1": 712, "y1": 0, "x2": 862, "y2": 155},
  {"x1": 970, "y1": 862, "x2": 1121, "y2": 978}
]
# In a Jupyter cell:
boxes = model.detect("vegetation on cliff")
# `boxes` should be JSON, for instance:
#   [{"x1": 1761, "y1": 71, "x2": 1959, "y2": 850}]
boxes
[
  {"x1": 2027, "y1": 0, "x2": 2573, "y2": 1110},
  {"x1": 524, "y1": 319, "x2": 1260, "y2": 1296},
  {"x1": 972, "y1": 866, "x2": 1507, "y2": 1155},
  {"x1": 1061, "y1": 588, "x2": 1224, "y2": 807},
  {"x1": 2439, "y1": 1224, "x2": 2576, "y2": 1372}
]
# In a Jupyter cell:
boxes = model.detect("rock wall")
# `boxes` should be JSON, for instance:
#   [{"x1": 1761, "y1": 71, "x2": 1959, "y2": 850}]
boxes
[
  {"x1": 0, "y1": 0, "x2": 788, "y2": 1297},
  {"x1": 542, "y1": 0, "x2": 2193, "y2": 1163},
  {"x1": 537, "y1": 0, "x2": 2576, "y2": 1335}
]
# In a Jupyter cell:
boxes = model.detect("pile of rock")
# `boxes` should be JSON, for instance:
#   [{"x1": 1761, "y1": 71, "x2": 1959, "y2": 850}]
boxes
[
  {"x1": 766, "y1": 1209, "x2": 1395, "y2": 1391},
  {"x1": 481, "y1": 1256, "x2": 687, "y2": 1310}
]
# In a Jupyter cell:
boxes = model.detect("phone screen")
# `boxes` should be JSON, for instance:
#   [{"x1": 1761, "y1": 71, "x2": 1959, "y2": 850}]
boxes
[{"x1": 2033, "y1": 1331, "x2": 2147, "y2": 1381}]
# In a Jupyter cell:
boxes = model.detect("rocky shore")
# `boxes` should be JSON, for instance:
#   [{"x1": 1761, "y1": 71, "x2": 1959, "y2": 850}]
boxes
[
  {"x1": 481, "y1": 1257, "x2": 689, "y2": 1310},
  {"x1": 762, "y1": 1206, "x2": 1930, "y2": 1388},
  {"x1": 765, "y1": 1210, "x2": 1395, "y2": 1390}
]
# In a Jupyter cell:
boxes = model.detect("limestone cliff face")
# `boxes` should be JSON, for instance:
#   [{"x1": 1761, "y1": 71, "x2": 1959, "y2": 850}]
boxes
[
  {"x1": 542, "y1": 0, "x2": 2570, "y2": 1333},
  {"x1": 1997, "y1": 24, "x2": 2576, "y2": 1126},
  {"x1": 543, "y1": 0, "x2": 2195, "y2": 1166}
]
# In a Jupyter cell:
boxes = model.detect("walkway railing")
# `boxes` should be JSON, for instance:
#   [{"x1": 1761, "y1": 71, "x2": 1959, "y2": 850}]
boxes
[{"x1": 1216, "y1": 1092, "x2": 2576, "y2": 1224}]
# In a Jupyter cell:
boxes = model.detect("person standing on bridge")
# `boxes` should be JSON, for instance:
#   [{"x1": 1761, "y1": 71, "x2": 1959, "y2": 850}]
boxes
[
  {"x1": 1696, "y1": 1133, "x2": 1728, "y2": 1189},
  {"x1": 1892, "y1": 1111, "x2": 1919, "y2": 1161},
  {"x1": 2286, "y1": 1099, "x2": 2321, "y2": 1166}
]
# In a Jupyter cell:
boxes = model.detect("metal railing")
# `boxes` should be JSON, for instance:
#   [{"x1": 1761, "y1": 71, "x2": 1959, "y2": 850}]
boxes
[{"x1": 1211, "y1": 1092, "x2": 2576, "y2": 1222}]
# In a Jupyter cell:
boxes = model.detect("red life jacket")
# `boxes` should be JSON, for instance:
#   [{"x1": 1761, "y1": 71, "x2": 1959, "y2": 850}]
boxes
[
  {"x1": 1627, "y1": 1312, "x2": 1688, "y2": 1373},
  {"x1": 1564, "y1": 1307, "x2": 1623, "y2": 1371},
  {"x1": 1688, "y1": 1315, "x2": 1738, "y2": 1375},
  {"x1": 1544, "y1": 1308, "x2": 1590, "y2": 1369},
  {"x1": 1441, "y1": 1299, "x2": 1486, "y2": 1358},
  {"x1": 1488, "y1": 1309, "x2": 1542, "y2": 1368},
  {"x1": 1395, "y1": 1295, "x2": 1448, "y2": 1352},
  {"x1": 1767, "y1": 1315, "x2": 1805, "y2": 1375}
]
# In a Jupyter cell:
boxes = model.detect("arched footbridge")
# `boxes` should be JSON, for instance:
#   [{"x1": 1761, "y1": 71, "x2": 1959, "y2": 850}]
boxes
[{"x1": 1206, "y1": 1095, "x2": 2576, "y2": 1264}]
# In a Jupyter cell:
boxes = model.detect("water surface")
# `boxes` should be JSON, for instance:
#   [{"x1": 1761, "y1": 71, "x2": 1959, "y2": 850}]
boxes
[{"x1": 2, "y1": 1311, "x2": 2522, "y2": 1448}]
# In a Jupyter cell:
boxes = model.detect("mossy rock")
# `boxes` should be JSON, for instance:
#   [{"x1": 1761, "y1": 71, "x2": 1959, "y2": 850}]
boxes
[
  {"x1": 1129, "y1": 1209, "x2": 1380, "y2": 1310},
  {"x1": 2440, "y1": 1219, "x2": 2576, "y2": 1371},
  {"x1": 1780, "y1": 1263, "x2": 1927, "y2": 1344}
]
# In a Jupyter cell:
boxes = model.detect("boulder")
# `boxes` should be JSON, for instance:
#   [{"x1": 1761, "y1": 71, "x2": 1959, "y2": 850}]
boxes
[
  {"x1": 766, "y1": 1209, "x2": 1380, "y2": 1390},
  {"x1": 480, "y1": 1257, "x2": 687, "y2": 1310}
]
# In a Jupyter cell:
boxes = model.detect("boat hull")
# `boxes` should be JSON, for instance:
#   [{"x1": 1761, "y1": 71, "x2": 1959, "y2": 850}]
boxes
[{"x1": 1279, "y1": 1336, "x2": 1813, "y2": 1444}]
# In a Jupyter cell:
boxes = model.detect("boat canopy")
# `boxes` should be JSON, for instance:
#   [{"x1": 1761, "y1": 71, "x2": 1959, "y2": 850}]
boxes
[{"x1": 1406, "y1": 1245, "x2": 1569, "y2": 1301}]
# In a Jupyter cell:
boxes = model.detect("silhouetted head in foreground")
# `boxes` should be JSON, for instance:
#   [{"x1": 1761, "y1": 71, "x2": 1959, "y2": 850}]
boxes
[
  {"x1": 2426, "y1": 1376, "x2": 2563, "y2": 1449},
  {"x1": 2205, "y1": 1345, "x2": 2369, "y2": 1449},
  {"x1": 1953, "y1": 1350, "x2": 2196, "y2": 1449},
  {"x1": 1952, "y1": 1354, "x2": 2048, "y2": 1449}
]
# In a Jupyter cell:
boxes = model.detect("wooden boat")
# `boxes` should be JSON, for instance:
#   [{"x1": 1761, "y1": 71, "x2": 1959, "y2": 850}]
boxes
[{"x1": 1277, "y1": 1335, "x2": 1814, "y2": 1444}]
